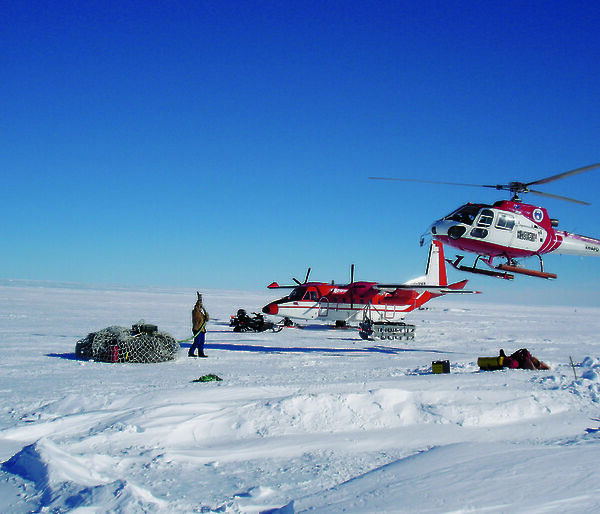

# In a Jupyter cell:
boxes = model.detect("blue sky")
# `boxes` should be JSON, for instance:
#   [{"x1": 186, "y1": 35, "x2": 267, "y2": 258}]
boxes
[{"x1": 2, "y1": 1, "x2": 599, "y2": 305}]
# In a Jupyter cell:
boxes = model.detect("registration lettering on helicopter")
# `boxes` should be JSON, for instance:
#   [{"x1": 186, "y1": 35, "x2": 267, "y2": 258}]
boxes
[{"x1": 516, "y1": 230, "x2": 537, "y2": 242}]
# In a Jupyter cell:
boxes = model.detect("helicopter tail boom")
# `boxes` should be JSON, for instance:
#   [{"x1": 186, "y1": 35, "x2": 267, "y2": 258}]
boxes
[{"x1": 552, "y1": 232, "x2": 600, "y2": 256}]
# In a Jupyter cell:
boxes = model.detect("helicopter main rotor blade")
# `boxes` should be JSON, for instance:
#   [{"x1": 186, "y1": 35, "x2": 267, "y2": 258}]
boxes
[
  {"x1": 369, "y1": 177, "x2": 486, "y2": 188},
  {"x1": 528, "y1": 189, "x2": 590, "y2": 205},
  {"x1": 526, "y1": 163, "x2": 600, "y2": 187},
  {"x1": 369, "y1": 176, "x2": 534, "y2": 194},
  {"x1": 370, "y1": 176, "x2": 537, "y2": 192},
  {"x1": 370, "y1": 162, "x2": 599, "y2": 204}
]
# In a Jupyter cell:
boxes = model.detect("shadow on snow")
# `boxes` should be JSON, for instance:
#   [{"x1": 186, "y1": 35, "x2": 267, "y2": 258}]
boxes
[
  {"x1": 203, "y1": 342, "x2": 455, "y2": 356},
  {"x1": 45, "y1": 342, "x2": 456, "y2": 360}
]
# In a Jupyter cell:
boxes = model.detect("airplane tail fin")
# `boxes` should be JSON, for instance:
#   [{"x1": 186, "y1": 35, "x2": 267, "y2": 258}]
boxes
[
  {"x1": 376, "y1": 241, "x2": 479, "y2": 296},
  {"x1": 425, "y1": 240, "x2": 448, "y2": 286},
  {"x1": 401, "y1": 241, "x2": 449, "y2": 287}
]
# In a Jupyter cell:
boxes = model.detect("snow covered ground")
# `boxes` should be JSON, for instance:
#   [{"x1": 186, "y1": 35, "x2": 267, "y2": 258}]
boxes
[{"x1": 1, "y1": 280, "x2": 600, "y2": 513}]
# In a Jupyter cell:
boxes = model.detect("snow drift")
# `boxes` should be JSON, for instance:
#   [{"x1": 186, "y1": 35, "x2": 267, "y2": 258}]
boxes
[{"x1": 1, "y1": 281, "x2": 599, "y2": 512}]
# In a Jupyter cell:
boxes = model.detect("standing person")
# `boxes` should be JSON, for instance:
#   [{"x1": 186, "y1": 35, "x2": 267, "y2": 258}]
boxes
[{"x1": 189, "y1": 292, "x2": 209, "y2": 357}]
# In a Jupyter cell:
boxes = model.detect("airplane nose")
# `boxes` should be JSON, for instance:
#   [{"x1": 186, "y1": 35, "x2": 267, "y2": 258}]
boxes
[{"x1": 262, "y1": 303, "x2": 278, "y2": 315}]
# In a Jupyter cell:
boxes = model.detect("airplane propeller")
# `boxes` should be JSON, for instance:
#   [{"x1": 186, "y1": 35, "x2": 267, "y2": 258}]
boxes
[
  {"x1": 370, "y1": 163, "x2": 600, "y2": 205},
  {"x1": 293, "y1": 267, "x2": 312, "y2": 285},
  {"x1": 350, "y1": 264, "x2": 355, "y2": 309}
]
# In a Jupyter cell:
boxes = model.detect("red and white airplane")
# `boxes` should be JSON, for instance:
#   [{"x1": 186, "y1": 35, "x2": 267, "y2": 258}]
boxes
[{"x1": 262, "y1": 241, "x2": 479, "y2": 325}]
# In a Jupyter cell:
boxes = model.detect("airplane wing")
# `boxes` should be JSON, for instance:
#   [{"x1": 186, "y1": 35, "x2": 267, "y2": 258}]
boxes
[
  {"x1": 267, "y1": 268, "x2": 313, "y2": 289},
  {"x1": 374, "y1": 279, "x2": 481, "y2": 294},
  {"x1": 267, "y1": 282, "x2": 298, "y2": 289}
]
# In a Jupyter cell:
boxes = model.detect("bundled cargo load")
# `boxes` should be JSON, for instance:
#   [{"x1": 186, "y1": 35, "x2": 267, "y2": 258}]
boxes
[{"x1": 75, "y1": 322, "x2": 179, "y2": 363}]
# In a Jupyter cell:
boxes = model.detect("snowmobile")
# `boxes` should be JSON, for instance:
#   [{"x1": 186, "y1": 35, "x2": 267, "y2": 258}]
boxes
[{"x1": 230, "y1": 309, "x2": 284, "y2": 333}]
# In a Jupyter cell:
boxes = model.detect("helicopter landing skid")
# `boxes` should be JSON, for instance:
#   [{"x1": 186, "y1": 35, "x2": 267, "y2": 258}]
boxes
[{"x1": 447, "y1": 256, "x2": 514, "y2": 280}]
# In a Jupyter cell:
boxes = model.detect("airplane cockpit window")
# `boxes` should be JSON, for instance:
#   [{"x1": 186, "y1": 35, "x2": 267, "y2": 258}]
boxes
[
  {"x1": 443, "y1": 204, "x2": 482, "y2": 225},
  {"x1": 496, "y1": 213, "x2": 515, "y2": 231},
  {"x1": 477, "y1": 209, "x2": 494, "y2": 227},
  {"x1": 303, "y1": 290, "x2": 318, "y2": 301},
  {"x1": 288, "y1": 288, "x2": 304, "y2": 301}
]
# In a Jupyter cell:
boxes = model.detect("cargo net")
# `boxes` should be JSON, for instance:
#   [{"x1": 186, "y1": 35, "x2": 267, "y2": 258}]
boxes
[{"x1": 75, "y1": 323, "x2": 179, "y2": 363}]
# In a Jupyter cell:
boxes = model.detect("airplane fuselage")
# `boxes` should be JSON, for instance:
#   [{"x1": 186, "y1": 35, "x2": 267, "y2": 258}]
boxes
[
  {"x1": 263, "y1": 281, "x2": 438, "y2": 323},
  {"x1": 263, "y1": 241, "x2": 473, "y2": 324}
]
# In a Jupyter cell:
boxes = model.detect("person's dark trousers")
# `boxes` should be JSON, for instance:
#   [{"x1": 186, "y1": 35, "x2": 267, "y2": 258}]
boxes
[{"x1": 189, "y1": 332, "x2": 206, "y2": 357}]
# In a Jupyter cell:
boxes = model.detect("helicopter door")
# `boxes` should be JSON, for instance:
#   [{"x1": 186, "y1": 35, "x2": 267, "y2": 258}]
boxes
[
  {"x1": 318, "y1": 298, "x2": 329, "y2": 317},
  {"x1": 470, "y1": 209, "x2": 495, "y2": 239},
  {"x1": 493, "y1": 212, "x2": 516, "y2": 247}
]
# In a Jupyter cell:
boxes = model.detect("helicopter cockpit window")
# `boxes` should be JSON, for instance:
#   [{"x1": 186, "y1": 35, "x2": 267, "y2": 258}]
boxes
[
  {"x1": 470, "y1": 228, "x2": 488, "y2": 238},
  {"x1": 443, "y1": 204, "x2": 481, "y2": 225},
  {"x1": 477, "y1": 209, "x2": 494, "y2": 227},
  {"x1": 496, "y1": 213, "x2": 515, "y2": 231}
]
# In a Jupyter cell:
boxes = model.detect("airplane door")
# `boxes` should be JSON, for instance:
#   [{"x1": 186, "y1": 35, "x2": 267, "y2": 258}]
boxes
[
  {"x1": 385, "y1": 305, "x2": 395, "y2": 320},
  {"x1": 318, "y1": 298, "x2": 329, "y2": 317}
]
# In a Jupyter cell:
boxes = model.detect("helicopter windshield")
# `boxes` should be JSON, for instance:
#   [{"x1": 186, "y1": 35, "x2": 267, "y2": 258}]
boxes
[{"x1": 443, "y1": 204, "x2": 488, "y2": 226}]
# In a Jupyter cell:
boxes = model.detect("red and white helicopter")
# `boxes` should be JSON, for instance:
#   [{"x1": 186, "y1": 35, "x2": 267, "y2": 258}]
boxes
[
  {"x1": 262, "y1": 241, "x2": 478, "y2": 325},
  {"x1": 371, "y1": 163, "x2": 600, "y2": 280}
]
